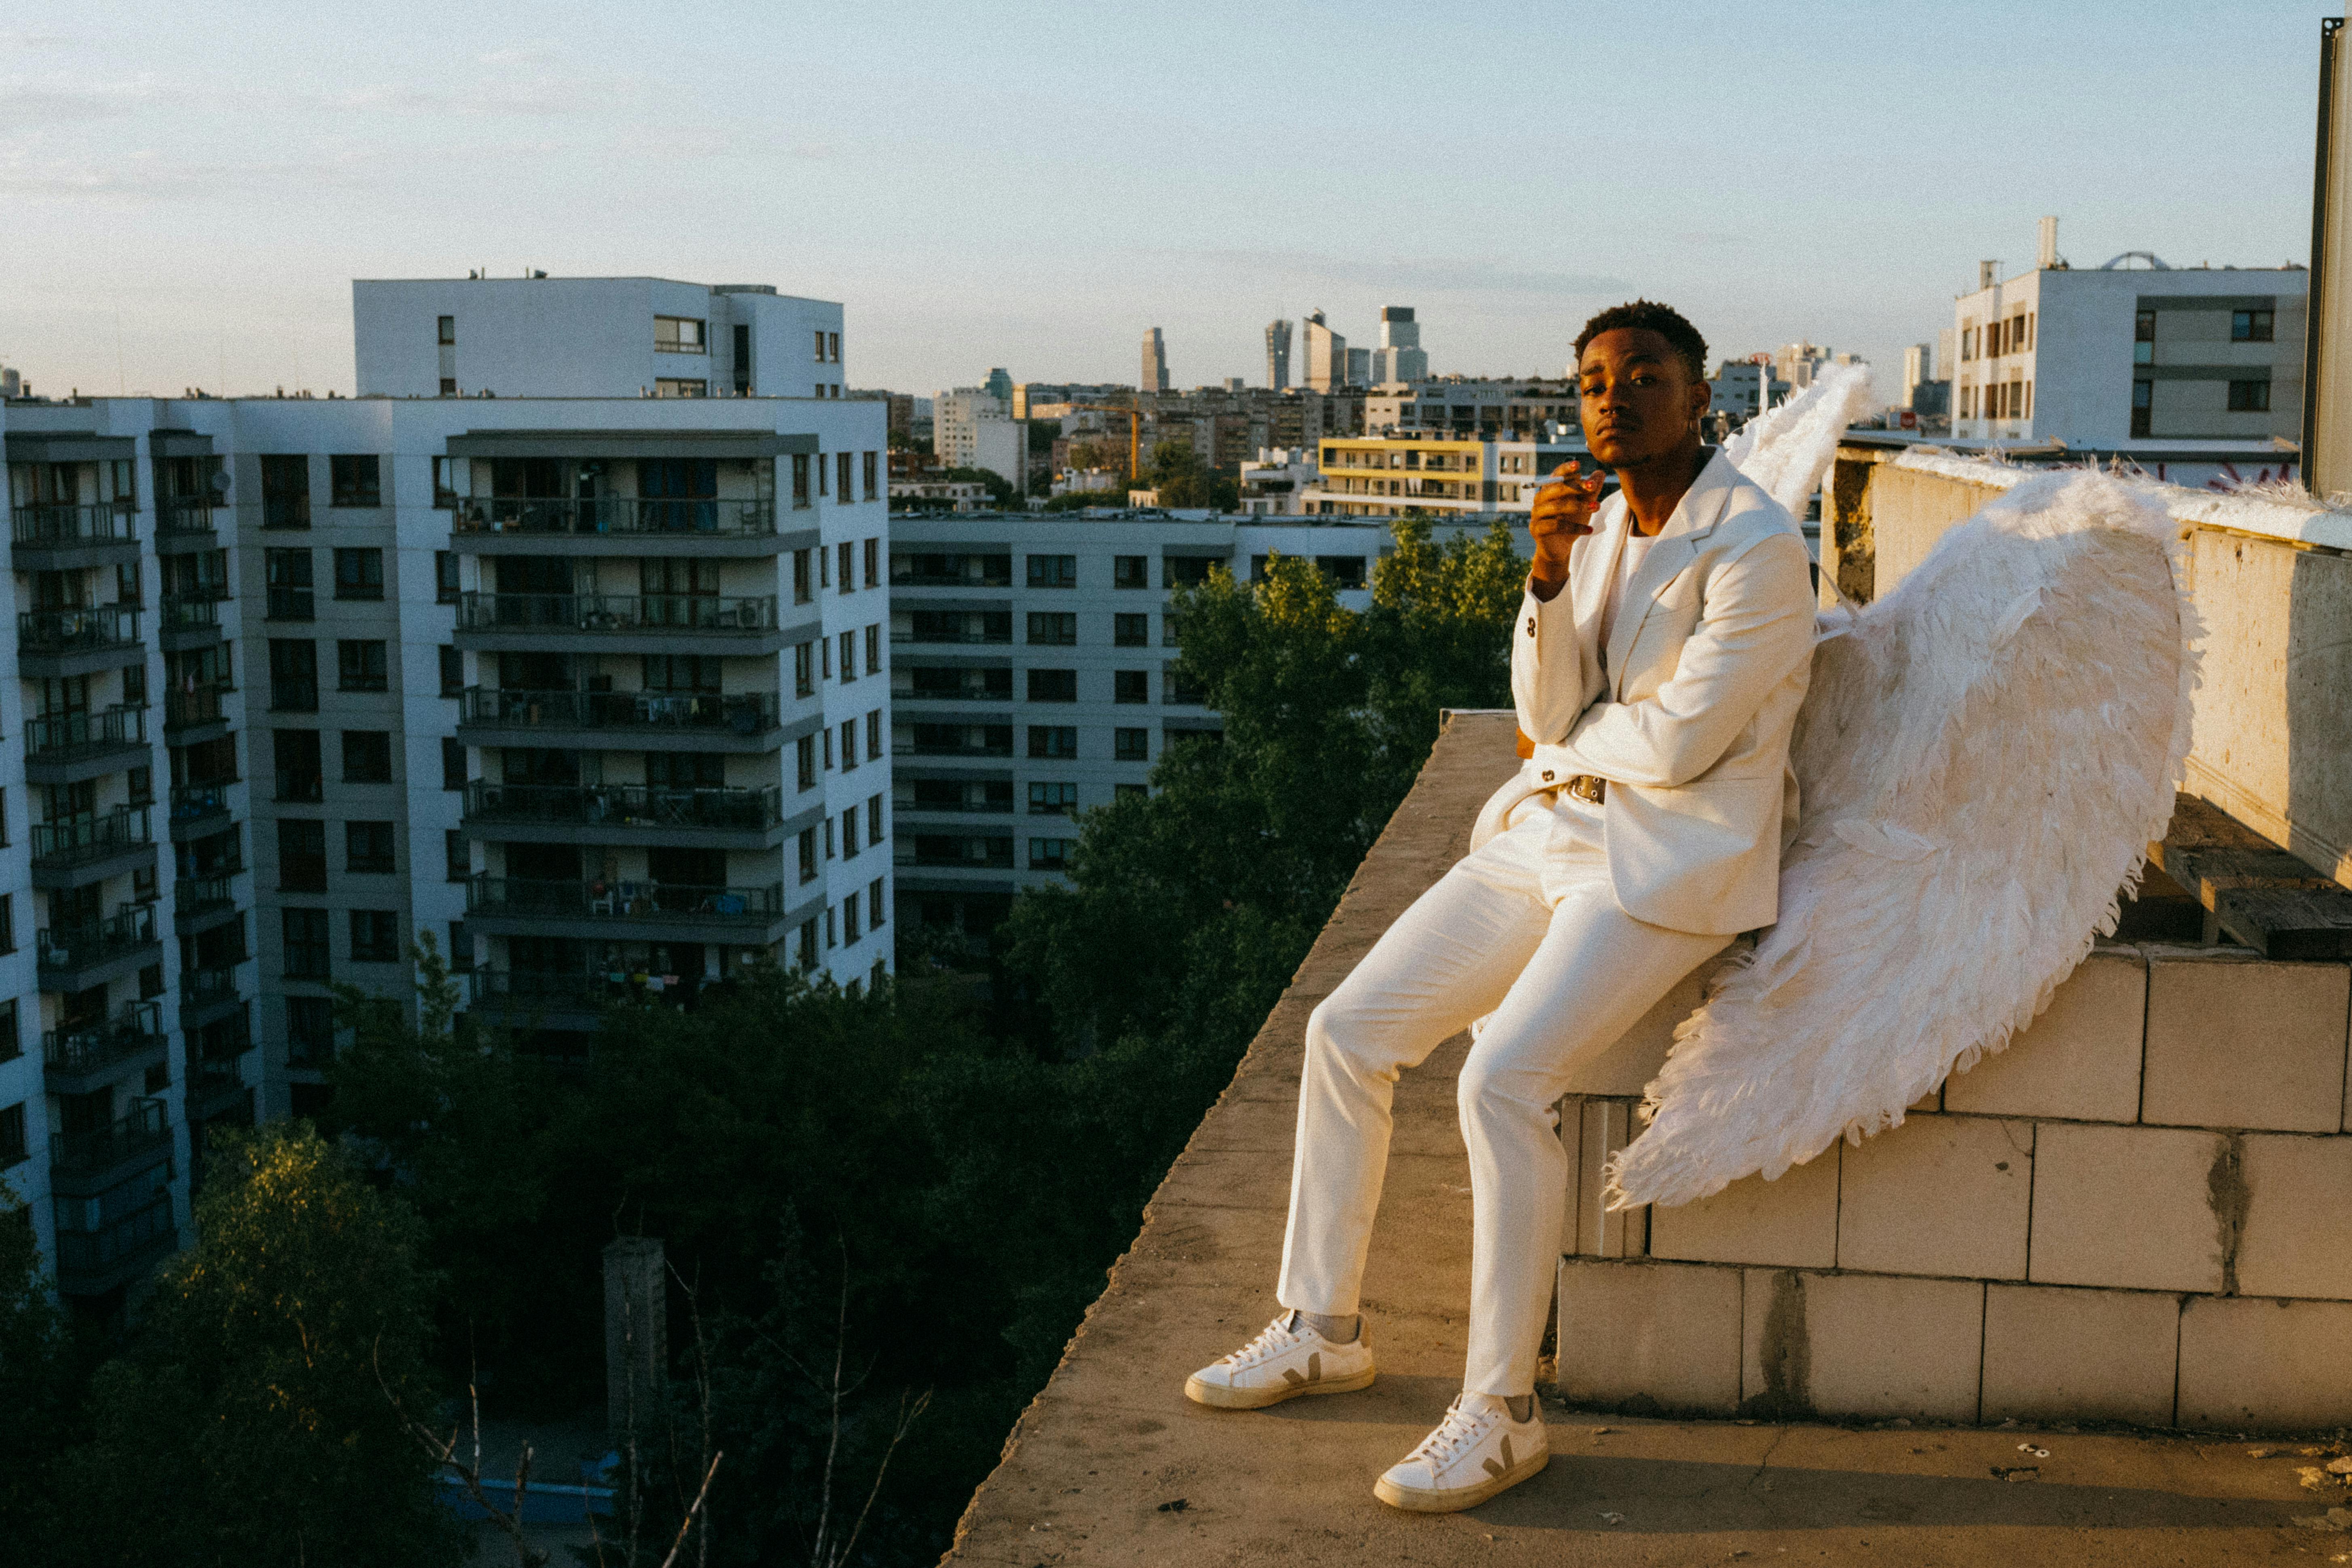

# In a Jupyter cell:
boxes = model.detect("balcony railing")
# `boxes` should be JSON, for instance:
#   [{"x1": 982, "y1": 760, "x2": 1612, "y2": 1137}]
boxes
[
  {"x1": 27, "y1": 703, "x2": 146, "y2": 758},
  {"x1": 456, "y1": 593, "x2": 780, "y2": 635},
  {"x1": 458, "y1": 687, "x2": 778, "y2": 737},
  {"x1": 895, "y1": 795, "x2": 1015, "y2": 815},
  {"x1": 19, "y1": 604, "x2": 140, "y2": 656},
  {"x1": 891, "y1": 628, "x2": 1013, "y2": 645},
  {"x1": 463, "y1": 779, "x2": 783, "y2": 832},
  {"x1": 469, "y1": 967, "x2": 700, "y2": 1011},
  {"x1": 32, "y1": 806, "x2": 153, "y2": 867},
  {"x1": 161, "y1": 594, "x2": 225, "y2": 634},
  {"x1": 53, "y1": 1193, "x2": 174, "y2": 1276},
  {"x1": 451, "y1": 495, "x2": 778, "y2": 537},
  {"x1": 170, "y1": 781, "x2": 234, "y2": 827},
  {"x1": 42, "y1": 1001, "x2": 165, "y2": 1077},
  {"x1": 897, "y1": 726, "x2": 1014, "y2": 758},
  {"x1": 894, "y1": 677, "x2": 1013, "y2": 703},
  {"x1": 165, "y1": 683, "x2": 233, "y2": 731},
  {"x1": 11, "y1": 503, "x2": 135, "y2": 548},
  {"x1": 175, "y1": 873, "x2": 235, "y2": 918},
  {"x1": 38, "y1": 905, "x2": 159, "y2": 973},
  {"x1": 155, "y1": 499, "x2": 218, "y2": 537},
  {"x1": 52, "y1": 1098, "x2": 169, "y2": 1175},
  {"x1": 466, "y1": 874, "x2": 784, "y2": 926},
  {"x1": 182, "y1": 964, "x2": 241, "y2": 1010},
  {"x1": 899, "y1": 836, "x2": 1016, "y2": 869}
]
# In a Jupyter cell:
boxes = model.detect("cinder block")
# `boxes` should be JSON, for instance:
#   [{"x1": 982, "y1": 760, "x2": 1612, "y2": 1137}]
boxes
[
  {"x1": 2178, "y1": 1295, "x2": 2352, "y2": 1430},
  {"x1": 1944, "y1": 948, "x2": 2147, "y2": 1122},
  {"x1": 1573, "y1": 1100, "x2": 1647, "y2": 1259},
  {"x1": 1740, "y1": 1270, "x2": 1982, "y2": 1422},
  {"x1": 1558, "y1": 947, "x2": 1740, "y2": 1098},
  {"x1": 2237, "y1": 1133, "x2": 2352, "y2": 1301},
  {"x1": 1557, "y1": 1258, "x2": 1741, "y2": 1415},
  {"x1": 1981, "y1": 1283, "x2": 2181, "y2": 1426},
  {"x1": 2029, "y1": 1122, "x2": 2227, "y2": 1293},
  {"x1": 1648, "y1": 1142, "x2": 1839, "y2": 1268},
  {"x1": 1838, "y1": 1115, "x2": 2033, "y2": 1279},
  {"x1": 2141, "y1": 952, "x2": 2348, "y2": 1132}
]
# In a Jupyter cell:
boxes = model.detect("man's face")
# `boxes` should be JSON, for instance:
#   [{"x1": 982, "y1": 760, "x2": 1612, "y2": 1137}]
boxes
[{"x1": 1577, "y1": 328, "x2": 1707, "y2": 468}]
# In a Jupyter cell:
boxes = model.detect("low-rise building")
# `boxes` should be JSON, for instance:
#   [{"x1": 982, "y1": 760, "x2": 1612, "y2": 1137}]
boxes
[
  {"x1": 1297, "y1": 432, "x2": 1586, "y2": 518},
  {"x1": 1237, "y1": 447, "x2": 1318, "y2": 515},
  {"x1": 934, "y1": 389, "x2": 1026, "y2": 488},
  {"x1": 1364, "y1": 379, "x2": 1579, "y2": 441}
]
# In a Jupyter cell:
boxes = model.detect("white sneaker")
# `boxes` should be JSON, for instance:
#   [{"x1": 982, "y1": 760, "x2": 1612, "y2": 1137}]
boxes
[
  {"x1": 1373, "y1": 1392, "x2": 1548, "y2": 1512},
  {"x1": 1184, "y1": 1311, "x2": 1376, "y2": 1410}
]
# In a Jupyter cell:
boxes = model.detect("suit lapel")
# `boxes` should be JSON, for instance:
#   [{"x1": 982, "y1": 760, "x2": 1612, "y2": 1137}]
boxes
[
  {"x1": 1571, "y1": 495, "x2": 1625, "y2": 683},
  {"x1": 1605, "y1": 451, "x2": 1739, "y2": 698}
]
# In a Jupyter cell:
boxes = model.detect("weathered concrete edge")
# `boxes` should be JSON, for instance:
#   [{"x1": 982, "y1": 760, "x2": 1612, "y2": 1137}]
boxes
[
  {"x1": 939, "y1": 711, "x2": 1511, "y2": 1560},
  {"x1": 1887, "y1": 442, "x2": 2352, "y2": 552}
]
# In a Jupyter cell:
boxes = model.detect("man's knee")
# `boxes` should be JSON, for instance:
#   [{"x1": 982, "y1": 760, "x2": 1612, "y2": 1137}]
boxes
[
  {"x1": 1305, "y1": 985, "x2": 1396, "y2": 1077},
  {"x1": 1455, "y1": 1049, "x2": 1555, "y2": 1129}
]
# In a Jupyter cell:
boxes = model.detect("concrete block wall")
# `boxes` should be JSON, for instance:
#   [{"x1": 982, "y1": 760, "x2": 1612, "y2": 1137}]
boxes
[{"x1": 1553, "y1": 942, "x2": 2352, "y2": 1430}]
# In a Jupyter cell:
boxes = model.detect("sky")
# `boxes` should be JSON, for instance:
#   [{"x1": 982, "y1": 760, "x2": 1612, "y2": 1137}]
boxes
[{"x1": 0, "y1": 1, "x2": 2339, "y2": 403}]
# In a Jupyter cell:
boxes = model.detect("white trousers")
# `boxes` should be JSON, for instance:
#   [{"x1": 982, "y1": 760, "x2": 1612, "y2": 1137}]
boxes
[{"x1": 1276, "y1": 795, "x2": 1730, "y2": 1396}]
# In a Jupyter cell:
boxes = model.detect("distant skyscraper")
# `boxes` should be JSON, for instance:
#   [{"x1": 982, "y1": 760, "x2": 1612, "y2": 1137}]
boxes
[
  {"x1": 1142, "y1": 328, "x2": 1169, "y2": 393},
  {"x1": 1265, "y1": 319, "x2": 1293, "y2": 391},
  {"x1": 1901, "y1": 343, "x2": 1933, "y2": 409},
  {"x1": 1303, "y1": 311, "x2": 1345, "y2": 392},
  {"x1": 983, "y1": 367, "x2": 1013, "y2": 403},
  {"x1": 1345, "y1": 347, "x2": 1372, "y2": 387},
  {"x1": 1372, "y1": 306, "x2": 1428, "y2": 384}
]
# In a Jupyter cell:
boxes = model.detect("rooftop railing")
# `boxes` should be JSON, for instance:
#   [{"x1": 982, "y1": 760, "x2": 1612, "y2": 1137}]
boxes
[
  {"x1": 26, "y1": 703, "x2": 146, "y2": 758},
  {"x1": 466, "y1": 874, "x2": 784, "y2": 926},
  {"x1": 52, "y1": 1097, "x2": 169, "y2": 1175},
  {"x1": 455, "y1": 592, "x2": 780, "y2": 635},
  {"x1": 32, "y1": 806, "x2": 152, "y2": 867},
  {"x1": 451, "y1": 495, "x2": 777, "y2": 537},
  {"x1": 11, "y1": 503, "x2": 135, "y2": 548},
  {"x1": 457, "y1": 686, "x2": 778, "y2": 736},
  {"x1": 19, "y1": 604, "x2": 140, "y2": 656},
  {"x1": 463, "y1": 779, "x2": 783, "y2": 832}
]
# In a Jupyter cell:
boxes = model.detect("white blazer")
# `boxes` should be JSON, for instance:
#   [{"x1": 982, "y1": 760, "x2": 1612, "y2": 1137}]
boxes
[{"x1": 1470, "y1": 449, "x2": 1817, "y2": 936}]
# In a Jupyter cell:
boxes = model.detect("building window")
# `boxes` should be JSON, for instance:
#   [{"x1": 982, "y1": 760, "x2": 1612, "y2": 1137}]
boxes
[
  {"x1": 1166, "y1": 669, "x2": 1208, "y2": 705},
  {"x1": 839, "y1": 630, "x2": 857, "y2": 682},
  {"x1": 437, "y1": 314, "x2": 455, "y2": 346},
  {"x1": 342, "y1": 730, "x2": 393, "y2": 783},
  {"x1": 126, "y1": 766, "x2": 152, "y2": 806},
  {"x1": 338, "y1": 640, "x2": 389, "y2": 692},
  {"x1": 436, "y1": 551, "x2": 460, "y2": 604},
  {"x1": 329, "y1": 455, "x2": 381, "y2": 509},
  {"x1": 799, "y1": 827, "x2": 819, "y2": 883},
  {"x1": 1114, "y1": 670, "x2": 1150, "y2": 704},
  {"x1": 1029, "y1": 838, "x2": 1074, "y2": 872},
  {"x1": 441, "y1": 737, "x2": 466, "y2": 790},
  {"x1": 445, "y1": 828, "x2": 469, "y2": 882},
  {"x1": 797, "y1": 918, "x2": 819, "y2": 970},
  {"x1": 1165, "y1": 557, "x2": 1214, "y2": 588},
  {"x1": 837, "y1": 541, "x2": 855, "y2": 592},
  {"x1": 273, "y1": 729, "x2": 323, "y2": 801},
  {"x1": 2132, "y1": 379, "x2": 2153, "y2": 438},
  {"x1": 1028, "y1": 725, "x2": 1077, "y2": 759},
  {"x1": 345, "y1": 820, "x2": 396, "y2": 874},
  {"x1": 0, "y1": 1102, "x2": 23, "y2": 1168},
  {"x1": 0, "y1": 894, "x2": 12, "y2": 956},
  {"x1": 869, "y1": 878, "x2": 886, "y2": 928},
  {"x1": 793, "y1": 549, "x2": 813, "y2": 603},
  {"x1": 844, "y1": 894, "x2": 861, "y2": 944},
  {"x1": 1027, "y1": 612, "x2": 1077, "y2": 646},
  {"x1": 1317, "y1": 555, "x2": 1367, "y2": 589},
  {"x1": 797, "y1": 734, "x2": 818, "y2": 791},
  {"x1": 864, "y1": 535, "x2": 880, "y2": 585},
  {"x1": 1028, "y1": 554, "x2": 1077, "y2": 589},
  {"x1": 864, "y1": 623, "x2": 881, "y2": 674},
  {"x1": 1113, "y1": 555, "x2": 1149, "y2": 589},
  {"x1": 1115, "y1": 726, "x2": 1150, "y2": 762},
  {"x1": 1028, "y1": 669, "x2": 1078, "y2": 702},
  {"x1": 333, "y1": 547, "x2": 385, "y2": 600},
  {"x1": 654, "y1": 316, "x2": 706, "y2": 354},
  {"x1": 1029, "y1": 782, "x2": 1078, "y2": 815},
  {"x1": 278, "y1": 819, "x2": 326, "y2": 891},
  {"x1": 439, "y1": 645, "x2": 463, "y2": 696},
  {"x1": 863, "y1": 454, "x2": 879, "y2": 502},
  {"x1": 286, "y1": 995, "x2": 335, "y2": 1065},
  {"x1": 792, "y1": 454, "x2": 811, "y2": 508},
  {"x1": 1114, "y1": 613, "x2": 1149, "y2": 647},
  {"x1": 828, "y1": 331, "x2": 840, "y2": 363},
  {"x1": 837, "y1": 453, "x2": 853, "y2": 506},
  {"x1": 843, "y1": 803, "x2": 861, "y2": 859},
  {"x1": 813, "y1": 329, "x2": 827, "y2": 362},
  {"x1": 2231, "y1": 309, "x2": 2275, "y2": 343},
  {"x1": 270, "y1": 640, "x2": 319, "y2": 711},
  {"x1": 2228, "y1": 379, "x2": 2273, "y2": 412},
  {"x1": 439, "y1": 377, "x2": 458, "y2": 396},
  {"x1": 2134, "y1": 309, "x2": 2156, "y2": 367},
  {"x1": 867, "y1": 791, "x2": 884, "y2": 845},
  {"x1": 265, "y1": 548, "x2": 314, "y2": 620},
  {"x1": 260, "y1": 455, "x2": 310, "y2": 529},
  {"x1": 841, "y1": 719, "x2": 858, "y2": 772},
  {"x1": 866, "y1": 709, "x2": 883, "y2": 760},
  {"x1": 282, "y1": 907, "x2": 330, "y2": 978},
  {"x1": 795, "y1": 641, "x2": 815, "y2": 698},
  {"x1": 349, "y1": 910, "x2": 401, "y2": 963},
  {"x1": 0, "y1": 1000, "x2": 17, "y2": 1064},
  {"x1": 448, "y1": 920, "x2": 471, "y2": 971}
]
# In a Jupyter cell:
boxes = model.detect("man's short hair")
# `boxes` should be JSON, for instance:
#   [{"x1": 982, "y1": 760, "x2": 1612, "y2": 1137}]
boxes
[{"x1": 1574, "y1": 301, "x2": 1709, "y2": 383}]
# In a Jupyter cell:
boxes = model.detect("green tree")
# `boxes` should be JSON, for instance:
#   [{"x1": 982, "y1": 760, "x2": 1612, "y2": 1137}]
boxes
[
  {"x1": 1361, "y1": 511, "x2": 1529, "y2": 791},
  {"x1": 52, "y1": 1124, "x2": 461, "y2": 1568},
  {"x1": 1141, "y1": 438, "x2": 1239, "y2": 511},
  {"x1": 0, "y1": 1181, "x2": 82, "y2": 1557}
]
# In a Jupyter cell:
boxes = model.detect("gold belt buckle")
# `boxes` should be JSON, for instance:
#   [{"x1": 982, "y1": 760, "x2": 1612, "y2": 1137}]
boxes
[{"x1": 1565, "y1": 774, "x2": 1606, "y2": 805}]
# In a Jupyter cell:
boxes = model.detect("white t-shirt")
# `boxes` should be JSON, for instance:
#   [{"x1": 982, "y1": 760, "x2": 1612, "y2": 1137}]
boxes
[{"x1": 1599, "y1": 526, "x2": 1657, "y2": 671}]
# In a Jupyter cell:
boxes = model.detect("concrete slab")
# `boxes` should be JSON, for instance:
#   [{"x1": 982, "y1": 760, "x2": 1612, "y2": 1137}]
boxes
[{"x1": 943, "y1": 713, "x2": 2341, "y2": 1565}]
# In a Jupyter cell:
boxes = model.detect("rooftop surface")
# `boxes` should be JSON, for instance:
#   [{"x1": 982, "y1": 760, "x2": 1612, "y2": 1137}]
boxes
[{"x1": 943, "y1": 711, "x2": 2337, "y2": 1566}]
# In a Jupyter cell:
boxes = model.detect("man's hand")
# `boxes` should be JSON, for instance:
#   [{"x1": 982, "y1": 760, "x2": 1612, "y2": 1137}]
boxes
[{"x1": 1528, "y1": 461, "x2": 1603, "y2": 602}]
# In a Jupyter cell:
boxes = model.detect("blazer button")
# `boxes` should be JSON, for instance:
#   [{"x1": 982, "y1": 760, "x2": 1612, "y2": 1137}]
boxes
[
  {"x1": 1525, "y1": 616, "x2": 1536, "y2": 636},
  {"x1": 1540, "y1": 769, "x2": 1555, "y2": 782}
]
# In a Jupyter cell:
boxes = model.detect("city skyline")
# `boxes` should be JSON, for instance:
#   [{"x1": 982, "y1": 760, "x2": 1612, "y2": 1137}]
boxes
[{"x1": 0, "y1": 1, "x2": 2333, "y2": 402}]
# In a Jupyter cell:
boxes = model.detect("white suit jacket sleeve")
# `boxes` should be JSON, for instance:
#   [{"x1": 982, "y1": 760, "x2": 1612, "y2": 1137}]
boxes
[
  {"x1": 1533, "y1": 531, "x2": 1814, "y2": 789},
  {"x1": 1509, "y1": 580, "x2": 1585, "y2": 746}
]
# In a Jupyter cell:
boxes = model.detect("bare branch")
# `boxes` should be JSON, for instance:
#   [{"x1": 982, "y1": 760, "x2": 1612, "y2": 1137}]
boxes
[
  {"x1": 655, "y1": 1452, "x2": 725, "y2": 1568},
  {"x1": 833, "y1": 1388, "x2": 933, "y2": 1568}
]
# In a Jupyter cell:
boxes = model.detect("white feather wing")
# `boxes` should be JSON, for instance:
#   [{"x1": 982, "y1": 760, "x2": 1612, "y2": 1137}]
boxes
[
  {"x1": 1719, "y1": 362, "x2": 1878, "y2": 518},
  {"x1": 1607, "y1": 468, "x2": 2199, "y2": 1209}
]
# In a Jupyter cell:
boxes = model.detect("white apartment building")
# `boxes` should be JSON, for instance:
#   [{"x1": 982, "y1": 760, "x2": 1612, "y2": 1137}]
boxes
[
  {"x1": 1952, "y1": 251, "x2": 2310, "y2": 469},
  {"x1": 354, "y1": 277, "x2": 848, "y2": 401},
  {"x1": 1708, "y1": 359, "x2": 1789, "y2": 421},
  {"x1": 933, "y1": 389, "x2": 1026, "y2": 488},
  {"x1": 885, "y1": 508, "x2": 1513, "y2": 951},
  {"x1": 1297, "y1": 431, "x2": 1587, "y2": 518},
  {"x1": 1364, "y1": 380, "x2": 1579, "y2": 440},
  {"x1": 1237, "y1": 448, "x2": 1319, "y2": 515}
]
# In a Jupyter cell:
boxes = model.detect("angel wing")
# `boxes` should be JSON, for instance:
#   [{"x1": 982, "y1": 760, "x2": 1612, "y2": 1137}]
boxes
[
  {"x1": 1720, "y1": 362, "x2": 1878, "y2": 518},
  {"x1": 1606, "y1": 467, "x2": 2199, "y2": 1209}
]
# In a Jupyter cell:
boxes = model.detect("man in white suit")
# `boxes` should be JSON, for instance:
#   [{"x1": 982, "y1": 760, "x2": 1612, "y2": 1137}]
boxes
[{"x1": 1183, "y1": 301, "x2": 1819, "y2": 1512}]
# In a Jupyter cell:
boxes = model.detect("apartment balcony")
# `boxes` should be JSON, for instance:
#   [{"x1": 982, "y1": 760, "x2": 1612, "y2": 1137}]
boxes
[
  {"x1": 38, "y1": 904, "x2": 163, "y2": 994},
  {"x1": 42, "y1": 1001, "x2": 167, "y2": 1096},
  {"x1": 168, "y1": 780, "x2": 234, "y2": 842},
  {"x1": 154, "y1": 497, "x2": 220, "y2": 544},
  {"x1": 454, "y1": 686, "x2": 781, "y2": 754},
  {"x1": 464, "y1": 874, "x2": 797, "y2": 946},
  {"x1": 173, "y1": 872, "x2": 240, "y2": 939},
  {"x1": 25, "y1": 703, "x2": 149, "y2": 786},
  {"x1": 11, "y1": 501, "x2": 141, "y2": 571},
  {"x1": 32, "y1": 806, "x2": 156, "y2": 889},
  {"x1": 189, "y1": 1053, "x2": 250, "y2": 1121},
  {"x1": 464, "y1": 965, "x2": 689, "y2": 1029},
  {"x1": 51, "y1": 1098, "x2": 172, "y2": 1197},
  {"x1": 449, "y1": 495, "x2": 793, "y2": 557},
  {"x1": 894, "y1": 670, "x2": 1014, "y2": 705},
  {"x1": 159, "y1": 591, "x2": 228, "y2": 652},
  {"x1": 164, "y1": 681, "x2": 235, "y2": 744},
  {"x1": 897, "y1": 833, "x2": 1015, "y2": 870},
  {"x1": 19, "y1": 604, "x2": 142, "y2": 679},
  {"x1": 462, "y1": 779, "x2": 787, "y2": 849},
  {"x1": 53, "y1": 1192, "x2": 176, "y2": 1298},
  {"x1": 895, "y1": 724, "x2": 1015, "y2": 759},
  {"x1": 453, "y1": 592, "x2": 799, "y2": 657},
  {"x1": 180, "y1": 963, "x2": 246, "y2": 1032}
]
